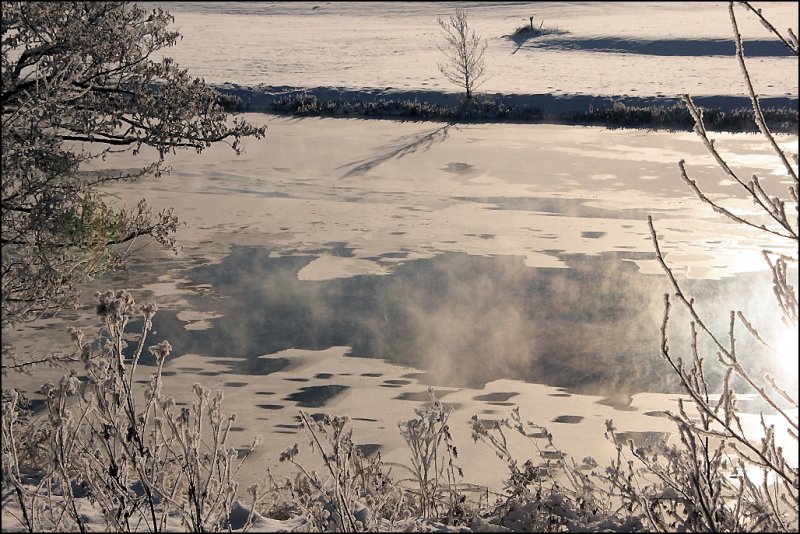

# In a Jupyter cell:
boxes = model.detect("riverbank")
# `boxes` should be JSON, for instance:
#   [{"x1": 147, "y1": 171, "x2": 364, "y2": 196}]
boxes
[{"x1": 217, "y1": 84, "x2": 798, "y2": 133}]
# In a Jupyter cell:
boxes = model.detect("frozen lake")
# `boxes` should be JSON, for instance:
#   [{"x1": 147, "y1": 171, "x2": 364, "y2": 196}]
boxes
[
  {"x1": 81, "y1": 116, "x2": 796, "y2": 392},
  {"x1": 8, "y1": 115, "x2": 796, "y2": 489}
]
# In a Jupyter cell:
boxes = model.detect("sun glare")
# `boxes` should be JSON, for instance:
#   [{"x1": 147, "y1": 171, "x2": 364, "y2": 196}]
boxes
[{"x1": 774, "y1": 329, "x2": 799, "y2": 383}]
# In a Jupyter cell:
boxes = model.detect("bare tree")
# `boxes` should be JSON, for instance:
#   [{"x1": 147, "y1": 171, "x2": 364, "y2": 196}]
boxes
[
  {"x1": 1, "y1": 2, "x2": 267, "y2": 332},
  {"x1": 436, "y1": 8, "x2": 487, "y2": 100}
]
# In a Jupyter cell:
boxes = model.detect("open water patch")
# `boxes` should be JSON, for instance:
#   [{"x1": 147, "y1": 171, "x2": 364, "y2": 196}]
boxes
[
  {"x1": 455, "y1": 196, "x2": 668, "y2": 220},
  {"x1": 394, "y1": 389, "x2": 457, "y2": 402},
  {"x1": 552, "y1": 415, "x2": 584, "y2": 424},
  {"x1": 356, "y1": 444, "x2": 382, "y2": 457},
  {"x1": 135, "y1": 246, "x2": 781, "y2": 398},
  {"x1": 442, "y1": 162, "x2": 474, "y2": 174},
  {"x1": 473, "y1": 392, "x2": 519, "y2": 402},
  {"x1": 257, "y1": 404, "x2": 284, "y2": 410},
  {"x1": 284, "y1": 384, "x2": 350, "y2": 408}
]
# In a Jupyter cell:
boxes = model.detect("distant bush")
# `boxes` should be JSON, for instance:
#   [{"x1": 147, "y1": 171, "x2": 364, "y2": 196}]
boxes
[
  {"x1": 270, "y1": 93, "x2": 545, "y2": 123},
  {"x1": 573, "y1": 102, "x2": 798, "y2": 133},
  {"x1": 512, "y1": 22, "x2": 565, "y2": 38},
  {"x1": 226, "y1": 91, "x2": 798, "y2": 133}
]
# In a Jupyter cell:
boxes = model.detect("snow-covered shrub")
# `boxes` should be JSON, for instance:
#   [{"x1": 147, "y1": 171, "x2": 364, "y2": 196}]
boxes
[
  {"x1": 396, "y1": 388, "x2": 468, "y2": 524},
  {"x1": 511, "y1": 22, "x2": 565, "y2": 38},
  {"x1": 278, "y1": 411, "x2": 409, "y2": 531},
  {"x1": 574, "y1": 102, "x2": 798, "y2": 133},
  {"x1": 270, "y1": 91, "x2": 546, "y2": 123},
  {"x1": 1, "y1": 290, "x2": 267, "y2": 532},
  {"x1": 269, "y1": 91, "x2": 796, "y2": 132},
  {"x1": 470, "y1": 407, "x2": 642, "y2": 532}
]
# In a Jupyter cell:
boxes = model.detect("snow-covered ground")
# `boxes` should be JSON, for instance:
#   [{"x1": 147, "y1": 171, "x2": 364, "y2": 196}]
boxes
[
  {"x1": 3, "y1": 2, "x2": 798, "y2": 530},
  {"x1": 140, "y1": 1, "x2": 798, "y2": 98}
]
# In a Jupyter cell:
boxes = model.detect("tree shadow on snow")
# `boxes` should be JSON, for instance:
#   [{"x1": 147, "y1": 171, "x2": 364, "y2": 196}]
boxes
[{"x1": 337, "y1": 123, "x2": 456, "y2": 178}]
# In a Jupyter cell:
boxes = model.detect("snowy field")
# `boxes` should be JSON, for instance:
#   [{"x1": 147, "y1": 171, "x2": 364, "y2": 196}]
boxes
[
  {"x1": 140, "y1": 1, "x2": 798, "y2": 99},
  {"x1": 3, "y1": 1, "x2": 798, "y2": 530}
]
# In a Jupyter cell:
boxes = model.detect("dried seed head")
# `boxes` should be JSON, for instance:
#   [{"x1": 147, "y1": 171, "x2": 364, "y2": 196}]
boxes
[
  {"x1": 161, "y1": 396, "x2": 176, "y2": 410},
  {"x1": 96, "y1": 289, "x2": 136, "y2": 321},
  {"x1": 40, "y1": 381, "x2": 55, "y2": 396},
  {"x1": 148, "y1": 340, "x2": 172, "y2": 362},
  {"x1": 192, "y1": 383, "x2": 208, "y2": 399},
  {"x1": 140, "y1": 302, "x2": 158, "y2": 321},
  {"x1": 68, "y1": 327, "x2": 84, "y2": 348}
]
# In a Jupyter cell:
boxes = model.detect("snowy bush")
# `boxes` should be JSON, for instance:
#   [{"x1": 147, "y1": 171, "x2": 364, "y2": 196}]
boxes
[
  {"x1": 511, "y1": 22, "x2": 565, "y2": 38},
  {"x1": 2, "y1": 291, "x2": 268, "y2": 532},
  {"x1": 270, "y1": 93, "x2": 545, "y2": 124},
  {"x1": 266, "y1": 92, "x2": 797, "y2": 132},
  {"x1": 574, "y1": 102, "x2": 797, "y2": 133}
]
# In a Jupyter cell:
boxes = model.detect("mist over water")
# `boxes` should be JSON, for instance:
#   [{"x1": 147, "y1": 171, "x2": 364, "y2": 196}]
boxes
[{"x1": 134, "y1": 245, "x2": 783, "y2": 399}]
